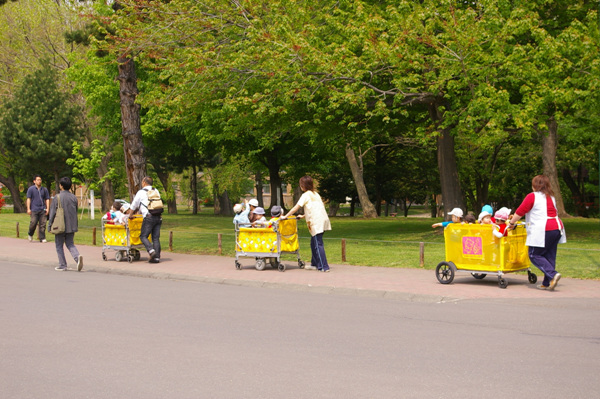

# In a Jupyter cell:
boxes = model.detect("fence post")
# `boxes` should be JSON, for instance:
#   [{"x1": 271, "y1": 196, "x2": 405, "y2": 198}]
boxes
[
  {"x1": 169, "y1": 231, "x2": 173, "y2": 251},
  {"x1": 16, "y1": 222, "x2": 19, "y2": 238},
  {"x1": 218, "y1": 233, "x2": 222, "y2": 255},
  {"x1": 341, "y1": 238, "x2": 346, "y2": 262},
  {"x1": 92, "y1": 227, "x2": 96, "y2": 246},
  {"x1": 419, "y1": 242, "x2": 425, "y2": 267}
]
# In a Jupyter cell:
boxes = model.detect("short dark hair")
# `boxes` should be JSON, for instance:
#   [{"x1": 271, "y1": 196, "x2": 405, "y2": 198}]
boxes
[
  {"x1": 112, "y1": 200, "x2": 122, "y2": 210},
  {"x1": 33, "y1": 174, "x2": 42, "y2": 181},
  {"x1": 59, "y1": 176, "x2": 72, "y2": 190},
  {"x1": 143, "y1": 176, "x2": 153, "y2": 186},
  {"x1": 299, "y1": 175, "x2": 314, "y2": 192}
]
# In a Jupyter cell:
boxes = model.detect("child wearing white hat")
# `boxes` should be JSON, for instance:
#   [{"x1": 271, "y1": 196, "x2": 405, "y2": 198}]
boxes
[{"x1": 432, "y1": 207, "x2": 463, "y2": 229}]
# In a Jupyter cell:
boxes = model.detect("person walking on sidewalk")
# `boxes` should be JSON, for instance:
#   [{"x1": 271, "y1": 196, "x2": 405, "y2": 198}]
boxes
[
  {"x1": 282, "y1": 175, "x2": 332, "y2": 272},
  {"x1": 47, "y1": 177, "x2": 83, "y2": 271},
  {"x1": 129, "y1": 176, "x2": 163, "y2": 263},
  {"x1": 26, "y1": 175, "x2": 50, "y2": 243},
  {"x1": 507, "y1": 175, "x2": 566, "y2": 290}
]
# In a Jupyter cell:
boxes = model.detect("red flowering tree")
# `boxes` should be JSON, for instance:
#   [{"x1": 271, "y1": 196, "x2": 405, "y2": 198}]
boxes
[{"x1": 0, "y1": 187, "x2": 5, "y2": 213}]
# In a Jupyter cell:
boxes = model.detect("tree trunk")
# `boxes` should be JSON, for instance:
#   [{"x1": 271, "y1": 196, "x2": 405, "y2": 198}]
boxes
[
  {"x1": 156, "y1": 169, "x2": 177, "y2": 215},
  {"x1": 266, "y1": 152, "x2": 282, "y2": 212},
  {"x1": 562, "y1": 167, "x2": 587, "y2": 217},
  {"x1": 97, "y1": 155, "x2": 114, "y2": 212},
  {"x1": 328, "y1": 201, "x2": 339, "y2": 217},
  {"x1": 117, "y1": 55, "x2": 147, "y2": 201},
  {"x1": 254, "y1": 170, "x2": 264, "y2": 206},
  {"x1": 215, "y1": 188, "x2": 232, "y2": 216},
  {"x1": 191, "y1": 164, "x2": 198, "y2": 215},
  {"x1": 0, "y1": 174, "x2": 26, "y2": 213},
  {"x1": 293, "y1": 184, "x2": 303, "y2": 215},
  {"x1": 429, "y1": 104, "x2": 464, "y2": 219},
  {"x1": 541, "y1": 118, "x2": 569, "y2": 218},
  {"x1": 345, "y1": 143, "x2": 377, "y2": 218}
]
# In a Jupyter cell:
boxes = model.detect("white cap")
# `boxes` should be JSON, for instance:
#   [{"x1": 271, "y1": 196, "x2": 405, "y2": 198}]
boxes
[
  {"x1": 233, "y1": 204, "x2": 243, "y2": 214},
  {"x1": 448, "y1": 208, "x2": 463, "y2": 218},
  {"x1": 254, "y1": 207, "x2": 265, "y2": 215},
  {"x1": 248, "y1": 199, "x2": 259, "y2": 207},
  {"x1": 478, "y1": 211, "x2": 491, "y2": 222},
  {"x1": 121, "y1": 203, "x2": 130, "y2": 212}
]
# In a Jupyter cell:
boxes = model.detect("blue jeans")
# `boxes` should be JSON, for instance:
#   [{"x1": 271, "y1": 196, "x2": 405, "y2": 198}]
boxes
[
  {"x1": 28, "y1": 210, "x2": 47, "y2": 241},
  {"x1": 140, "y1": 215, "x2": 162, "y2": 259},
  {"x1": 54, "y1": 233, "x2": 80, "y2": 268},
  {"x1": 310, "y1": 233, "x2": 329, "y2": 271},
  {"x1": 528, "y1": 230, "x2": 561, "y2": 286}
]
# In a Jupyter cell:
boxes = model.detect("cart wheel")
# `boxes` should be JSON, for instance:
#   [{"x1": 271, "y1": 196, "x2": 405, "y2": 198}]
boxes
[
  {"x1": 435, "y1": 261, "x2": 455, "y2": 284},
  {"x1": 498, "y1": 278, "x2": 508, "y2": 289},
  {"x1": 235, "y1": 261, "x2": 242, "y2": 270},
  {"x1": 115, "y1": 251, "x2": 124, "y2": 262},
  {"x1": 133, "y1": 250, "x2": 141, "y2": 261},
  {"x1": 278, "y1": 262, "x2": 285, "y2": 272},
  {"x1": 127, "y1": 255, "x2": 133, "y2": 263},
  {"x1": 102, "y1": 253, "x2": 107, "y2": 261},
  {"x1": 471, "y1": 273, "x2": 487, "y2": 280},
  {"x1": 527, "y1": 271, "x2": 537, "y2": 284},
  {"x1": 255, "y1": 258, "x2": 266, "y2": 271},
  {"x1": 298, "y1": 260, "x2": 305, "y2": 269}
]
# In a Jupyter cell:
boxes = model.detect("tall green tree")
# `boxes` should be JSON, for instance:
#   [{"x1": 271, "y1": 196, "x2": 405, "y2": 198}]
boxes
[{"x1": 0, "y1": 62, "x2": 83, "y2": 188}]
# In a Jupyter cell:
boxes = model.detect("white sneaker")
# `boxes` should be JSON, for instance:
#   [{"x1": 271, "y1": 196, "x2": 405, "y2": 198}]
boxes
[
  {"x1": 76, "y1": 255, "x2": 83, "y2": 272},
  {"x1": 55, "y1": 266, "x2": 67, "y2": 271},
  {"x1": 28, "y1": 235, "x2": 33, "y2": 242},
  {"x1": 304, "y1": 265, "x2": 317, "y2": 270},
  {"x1": 41, "y1": 239, "x2": 47, "y2": 243}
]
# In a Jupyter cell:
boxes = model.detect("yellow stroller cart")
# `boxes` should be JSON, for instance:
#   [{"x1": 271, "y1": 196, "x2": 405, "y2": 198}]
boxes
[
  {"x1": 435, "y1": 223, "x2": 537, "y2": 289},
  {"x1": 234, "y1": 217, "x2": 305, "y2": 272},
  {"x1": 101, "y1": 215, "x2": 145, "y2": 263}
]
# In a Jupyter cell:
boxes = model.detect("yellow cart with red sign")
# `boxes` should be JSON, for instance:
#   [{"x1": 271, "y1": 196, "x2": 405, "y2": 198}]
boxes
[
  {"x1": 435, "y1": 223, "x2": 537, "y2": 289},
  {"x1": 234, "y1": 217, "x2": 305, "y2": 272}
]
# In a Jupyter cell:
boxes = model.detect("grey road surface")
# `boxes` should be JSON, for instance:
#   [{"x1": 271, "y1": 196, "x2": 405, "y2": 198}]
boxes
[{"x1": 1, "y1": 261, "x2": 599, "y2": 399}]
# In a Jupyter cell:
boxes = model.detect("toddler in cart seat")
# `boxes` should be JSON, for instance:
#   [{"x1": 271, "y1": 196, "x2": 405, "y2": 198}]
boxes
[
  {"x1": 478, "y1": 211, "x2": 493, "y2": 225},
  {"x1": 251, "y1": 207, "x2": 267, "y2": 227},
  {"x1": 432, "y1": 207, "x2": 463, "y2": 229},
  {"x1": 266, "y1": 205, "x2": 282, "y2": 228},
  {"x1": 103, "y1": 201, "x2": 125, "y2": 225},
  {"x1": 117, "y1": 203, "x2": 130, "y2": 225},
  {"x1": 492, "y1": 207, "x2": 511, "y2": 238},
  {"x1": 233, "y1": 199, "x2": 251, "y2": 226}
]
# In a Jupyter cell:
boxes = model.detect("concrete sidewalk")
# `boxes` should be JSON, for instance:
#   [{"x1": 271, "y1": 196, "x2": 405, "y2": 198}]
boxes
[{"x1": 2, "y1": 236, "x2": 599, "y2": 303}]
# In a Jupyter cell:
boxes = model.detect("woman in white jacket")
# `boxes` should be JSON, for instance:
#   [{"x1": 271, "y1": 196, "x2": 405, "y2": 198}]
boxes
[
  {"x1": 283, "y1": 175, "x2": 332, "y2": 272},
  {"x1": 507, "y1": 175, "x2": 566, "y2": 290}
]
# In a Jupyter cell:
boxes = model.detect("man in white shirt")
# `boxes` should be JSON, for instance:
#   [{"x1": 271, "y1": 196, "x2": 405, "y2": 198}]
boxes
[{"x1": 129, "y1": 176, "x2": 162, "y2": 263}]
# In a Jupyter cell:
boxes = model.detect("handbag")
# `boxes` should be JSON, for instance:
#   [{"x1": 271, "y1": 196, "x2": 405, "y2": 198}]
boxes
[{"x1": 50, "y1": 194, "x2": 66, "y2": 235}]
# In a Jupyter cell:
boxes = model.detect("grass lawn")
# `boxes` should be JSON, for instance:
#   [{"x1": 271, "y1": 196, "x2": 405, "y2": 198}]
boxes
[{"x1": 1, "y1": 208, "x2": 598, "y2": 279}]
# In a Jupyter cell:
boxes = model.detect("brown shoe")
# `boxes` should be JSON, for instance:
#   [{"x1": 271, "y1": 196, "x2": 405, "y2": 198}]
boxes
[{"x1": 549, "y1": 273, "x2": 561, "y2": 291}]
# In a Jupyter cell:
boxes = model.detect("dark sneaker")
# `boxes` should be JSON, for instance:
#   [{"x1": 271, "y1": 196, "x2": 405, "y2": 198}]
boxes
[
  {"x1": 148, "y1": 249, "x2": 157, "y2": 261},
  {"x1": 76, "y1": 255, "x2": 83, "y2": 272},
  {"x1": 149, "y1": 258, "x2": 160, "y2": 264},
  {"x1": 55, "y1": 266, "x2": 67, "y2": 271},
  {"x1": 549, "y1": 273, "x2": 561, "y2": 291}
]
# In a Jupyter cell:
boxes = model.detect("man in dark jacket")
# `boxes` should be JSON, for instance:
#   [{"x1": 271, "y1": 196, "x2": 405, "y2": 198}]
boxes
[{"x1": 47, "y1": 177, "x2": 83, "y2": 271}]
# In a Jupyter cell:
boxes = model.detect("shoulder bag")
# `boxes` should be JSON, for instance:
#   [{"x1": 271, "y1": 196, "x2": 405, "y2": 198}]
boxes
[{"x1": 50, "y1": 195, "x2": 66, "y2": 234}]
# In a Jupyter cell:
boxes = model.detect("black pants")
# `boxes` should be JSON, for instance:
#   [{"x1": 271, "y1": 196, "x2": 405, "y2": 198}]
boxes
[
  {"x1": 28, "y1": 210, "x2": 47, "y2": 241},
  {"x1": 140, "y1": 214, "x2": 162, "y2": 259}
]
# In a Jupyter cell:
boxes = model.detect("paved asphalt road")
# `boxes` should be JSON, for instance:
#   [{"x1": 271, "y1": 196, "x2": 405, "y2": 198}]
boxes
[{"x1": 2, "y1": 261, "x2": 600, "y2": 398}]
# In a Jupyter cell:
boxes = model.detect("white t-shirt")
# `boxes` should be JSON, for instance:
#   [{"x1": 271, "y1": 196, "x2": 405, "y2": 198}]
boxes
[
  {"x1": 296, "y1": 190, "x2": 331, "y2": 236},
  {"x1": 130, "y1": 185, "x2": 160, "y2": 218}
]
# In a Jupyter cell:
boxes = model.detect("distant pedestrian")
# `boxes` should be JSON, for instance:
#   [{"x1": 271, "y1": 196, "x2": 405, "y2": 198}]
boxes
[
  {"x1": 282, "y1": 175, "x2": 331, "y2": 272},
  {"x1": 129, "y1": 176, "x2": 163, "y2": 263},
  {"x1": 507, "y1": 175, "x2": 566, "y2": 290},
  {"x1": 26, "y1": 174, "x2": 50, "y2": 243},
  {"x1": 47, "y1": 177, "x2": 83, "y2": 271}
]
